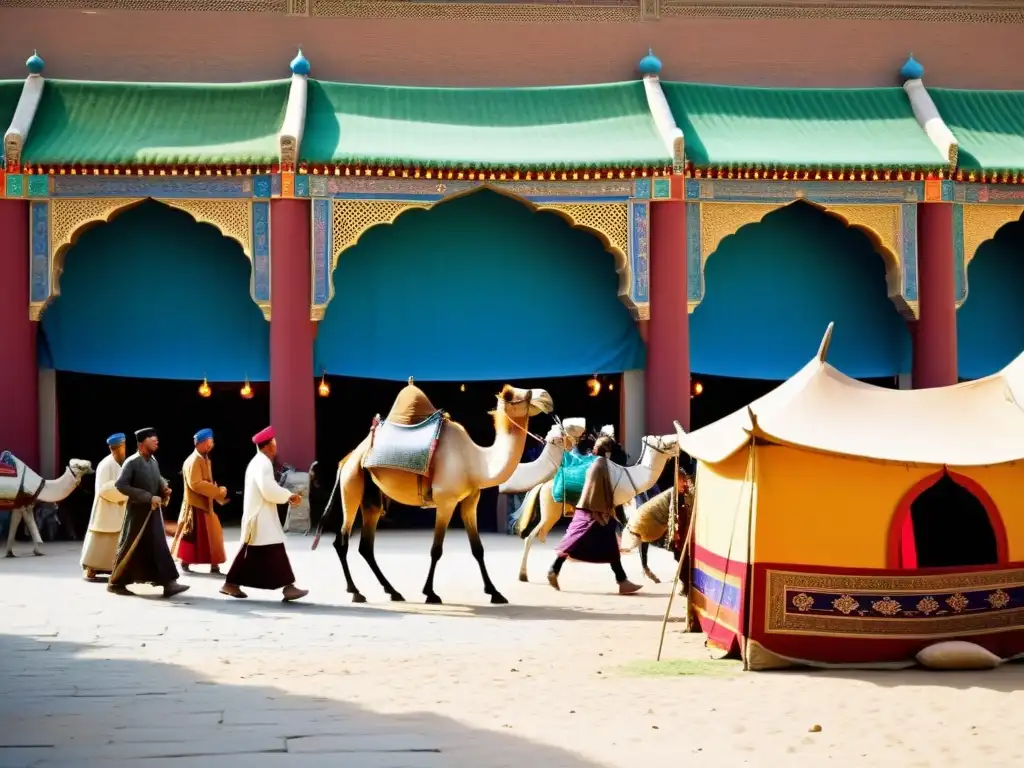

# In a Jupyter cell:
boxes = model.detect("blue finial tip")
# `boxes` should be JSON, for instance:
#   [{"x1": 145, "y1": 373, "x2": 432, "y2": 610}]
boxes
[
  {"x1": 290, "y1": 48, "x2": 310, "y2": 76},
  {"x1": 26, "y1": 50, "x2": 44, "y2": 75},
  {"x1": 900, "y1": 54, "x2": 924, "y2": 81},
  {"x1": 638, "y1": 48, "x2": 662, "y2": 76}
]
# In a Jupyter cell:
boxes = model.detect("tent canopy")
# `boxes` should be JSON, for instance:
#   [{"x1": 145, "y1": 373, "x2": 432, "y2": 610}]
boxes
[{"x1": 680, "y1": 324, "x2": 1024, "y2": 467}]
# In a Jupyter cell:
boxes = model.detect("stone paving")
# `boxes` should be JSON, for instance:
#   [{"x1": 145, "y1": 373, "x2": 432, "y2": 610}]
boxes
[
  {"x1": 5, "y1": 529, "x2": 1024, "y2": 768},
  {"x1": 0, "y1": 528, "x2": 689, "y2": 768}
]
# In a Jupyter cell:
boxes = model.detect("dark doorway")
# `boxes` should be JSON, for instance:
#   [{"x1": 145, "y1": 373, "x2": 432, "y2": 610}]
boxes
[
  {"x1": 55, "y1": 371, "x2": 270, "y2": 535},
  {"x1": 909, "y1": 473, "x2": 998, "y2": 568},
  {"x1": 314, "y1": 374, "x2": 622, "y2": 531}
]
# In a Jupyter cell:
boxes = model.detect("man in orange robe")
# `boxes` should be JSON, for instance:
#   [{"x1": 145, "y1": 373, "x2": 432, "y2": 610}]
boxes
[{"x1": 171, "y1": 428, "x2": 228, "y2": 573}]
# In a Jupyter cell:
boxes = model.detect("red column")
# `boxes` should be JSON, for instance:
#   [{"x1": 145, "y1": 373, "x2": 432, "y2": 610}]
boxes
[
  {"x1": 0, "y1": 200, "x2": 39, "y2": 468},
  {"x1": 913, "y1": 202, "x2": 958, "y2": 388},
  {"x1": 646, "y1": 199, "x2": 691, "y2": 434},
  {"x1": 270, "y1": 198, "x2": 316, "y2": 469}
]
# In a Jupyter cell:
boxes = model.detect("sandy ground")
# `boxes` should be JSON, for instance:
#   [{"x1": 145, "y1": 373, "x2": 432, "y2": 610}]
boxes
[{"x1": 1, "y1": 528, "x2": 1023, "y2": 767}]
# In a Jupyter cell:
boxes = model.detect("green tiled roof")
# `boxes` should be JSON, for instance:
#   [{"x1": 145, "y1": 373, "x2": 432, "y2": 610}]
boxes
[
  {"x1": 299, "y1": 79, "x2": 671, "y2": 170},
  {"x1": 661, "y1": 82, "x2": 948, "y2": 172},
  {"x1": 22, "y1": 79, "x2": 290, "y2": 166},
  {"x1": 927, "y1": 88, "x2": 1024, "y2": 174},
  {"x1": 0, "y1": 80, "x2": 23, "y2": 168}
]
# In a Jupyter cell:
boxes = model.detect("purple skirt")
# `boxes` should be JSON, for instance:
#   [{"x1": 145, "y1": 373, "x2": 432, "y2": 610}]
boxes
[{"x1": 556, "y1": 508, "x2": 620, "y2": 563}]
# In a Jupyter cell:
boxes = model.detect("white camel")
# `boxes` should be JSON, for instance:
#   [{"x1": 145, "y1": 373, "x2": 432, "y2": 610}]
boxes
[
  {"x1": 498, "y1": 418, "x2": 586, "y2": 495},
  {"x1": 512, "y1": 433, "x2": 679, "y2": 583},
  {"x1": 1, "y1": 451, "x2": 93, "y2": 557}
]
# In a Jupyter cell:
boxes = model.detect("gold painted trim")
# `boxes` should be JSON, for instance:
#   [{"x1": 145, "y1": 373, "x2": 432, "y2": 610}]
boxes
[
  {"x1": 328, "y1": 194, "x2": 636, "y2": 316},
  {"x1": 42, "y1": 197, "x2": 261, "y2": 319},
  {"x1": 311, "y1": 1, "x2": 640, "y2": 21},
  {"x1": 963, "y1": 204, "x2": 1024, "y2": 268},
  {"x1": 693, "y1": 201, "x2": 905, "y2": 317}
]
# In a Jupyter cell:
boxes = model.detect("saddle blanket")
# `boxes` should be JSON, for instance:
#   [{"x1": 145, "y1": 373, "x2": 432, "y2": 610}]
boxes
[
  {"x1": 364, "y1": 411, "x2": 446, "y2": 476},
  {"x1": 0, "y1": 451, "x2": 43, "y2": 510},
  {"x1": 552, "y1": 453, "x2": 597, "y2": 507}
]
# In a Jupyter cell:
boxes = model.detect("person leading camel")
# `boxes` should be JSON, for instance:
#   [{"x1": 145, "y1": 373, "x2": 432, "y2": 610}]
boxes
[{"x1": 547, "y1": 437, "x2": 641, "y2": 595}]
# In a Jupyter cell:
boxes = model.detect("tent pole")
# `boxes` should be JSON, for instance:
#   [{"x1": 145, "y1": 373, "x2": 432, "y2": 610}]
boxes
[{"x1": 657, "y1": 449, "x2": 699, "y2": 661}]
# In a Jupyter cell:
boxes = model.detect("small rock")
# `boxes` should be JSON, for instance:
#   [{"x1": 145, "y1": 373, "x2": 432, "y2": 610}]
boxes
[
  {"x1": 652, "y1": 725, "x2": 659, "y2": 730},
  {"x1": 809, "y1": 724, "x2": 822, "y2": 733}
]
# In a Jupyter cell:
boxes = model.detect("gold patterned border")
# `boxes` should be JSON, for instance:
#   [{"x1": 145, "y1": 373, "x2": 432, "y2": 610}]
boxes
[
  {"x1": 765, "y1": 568, "x2": 1024, "y2": 640},
  {"x1": 962, "y1": 204, "x2": 1024, "y2": 267}
]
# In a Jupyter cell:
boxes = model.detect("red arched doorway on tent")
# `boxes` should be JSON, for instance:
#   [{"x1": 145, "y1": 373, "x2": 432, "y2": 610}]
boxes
[{"x1": 888, "y1": 469, "x2": 1008, "y2": 569}]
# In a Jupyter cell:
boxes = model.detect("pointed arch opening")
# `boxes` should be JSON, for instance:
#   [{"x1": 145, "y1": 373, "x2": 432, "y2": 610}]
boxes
[
  {"x1": 40, "y1": 200, "x2": 269, "y2": 382},
  {"x1": 315, "y1": 187, "x2": 645, "y2": 382},
  {"x1": 958, "y1": 212, "x2": 1024, "y2": 379},
  {"x1": 691, "y1": 200, "x2": 911, "y2": 382},
  {"x1": 888, "y1": 469, "x2": 1007, "y2": 569},
  {"x1": 325, "y1": 185, "x2": 636, "y2": 317}
]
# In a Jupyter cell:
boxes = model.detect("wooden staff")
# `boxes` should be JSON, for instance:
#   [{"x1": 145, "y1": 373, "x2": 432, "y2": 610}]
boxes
[{"x1": 656, "y1": 421, "x2": 698, "y2": 662}]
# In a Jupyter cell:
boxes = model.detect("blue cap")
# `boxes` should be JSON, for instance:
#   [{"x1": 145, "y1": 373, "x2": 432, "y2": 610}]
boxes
[
  {"x1": 194, "y1": 428, "x2": 214, "y2": 443},
  {"x1": 26, "y1": 51, "x2": 44, "y2": 76},
  {"x1": 290, "y1": 49, "x2": 310, "y2": 76},
  {"x1": 106, "y1": 433, "x2": 126, "y2": 447},
  {"x1": 638, "y1": 48, "x2": 662, "y2": 76},
  {"x1": 900, "y1": 54, "x2": 924, "y2": 81}
]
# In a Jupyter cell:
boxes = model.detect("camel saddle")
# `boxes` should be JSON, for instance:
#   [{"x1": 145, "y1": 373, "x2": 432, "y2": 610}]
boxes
[
  {"x1": 0, "y1": 451, "x2": 44, "y2": 511},
  {"x1": 364, "y1": 381, "x2": 447, "y2": 483},
  {"x1": 552, "y1": 452, "x2": 597, "y2": 509}
]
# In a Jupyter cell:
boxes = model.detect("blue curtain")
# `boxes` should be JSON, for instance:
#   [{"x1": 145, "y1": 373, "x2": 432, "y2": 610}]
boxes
[
  {"x1": 39, "y1": 200, "x2": 269, "y2": 381},
  {"x1": 958, "y1": 216, "x2": 1024, "y2": 379},
  {"x1": 691, "y1": 202, "x2": 911, "y2": 380},
  {"x1": 314, "y1": 190, "x2": 645, "y2": 381}
]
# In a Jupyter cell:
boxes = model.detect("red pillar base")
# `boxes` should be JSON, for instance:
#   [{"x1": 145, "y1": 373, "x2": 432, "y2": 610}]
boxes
[
  {"x1": 0, "y1": 200, "x2": 39, "y2": 467},
  {"x1": 646, "y1": 200, "x2": 691, "y2": 435},
  {"x1": 913, "y1": 203, "x2": 958, "y2": 388},
  {"x1": 270, "y1": 198, "x2": 316, "y2": 469}
]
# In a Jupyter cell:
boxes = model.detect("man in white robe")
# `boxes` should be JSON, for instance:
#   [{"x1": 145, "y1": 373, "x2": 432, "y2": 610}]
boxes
[
  {"x1": 81, "y1": 433, "x2": 128, "y2": 580},
  {"x1": 221, "y1": 426, "x2": 307, "y2": 601}
]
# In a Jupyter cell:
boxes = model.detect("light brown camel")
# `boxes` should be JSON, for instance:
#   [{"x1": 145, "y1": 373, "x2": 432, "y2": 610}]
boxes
[
  {"x1": 512, "y1": 433, "x2": 679, "y2": 583},
  {"x1": 317, "y1": 381, "x2": 553, "y2": 605},
  {"x1": 1, "y1": 452, "x2": 94, "y2": 557}
]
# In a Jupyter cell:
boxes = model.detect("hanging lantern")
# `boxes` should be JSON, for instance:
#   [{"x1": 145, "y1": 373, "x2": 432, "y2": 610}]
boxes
[
  {"x1": 240, "y1": 378, "x2": 254, "y2": 400},
  {"x1": 692, "y1": 380, "x2": 704, "y2": 396},
  {"x1": 318, "y1": 374, "x2": 331, "y2": 398},
  {"x1": 198, "y1": 377, "x2": 212, "y2": 398},
  {"x1": 459, "y1": 383, "x2": 466, "y2": 392},
  {"x1": 586, "y1": 375, "x2": 601, "y2": 397},
  {"x1": 608, "y1": 381, "x2": 615, "y2": 392}
]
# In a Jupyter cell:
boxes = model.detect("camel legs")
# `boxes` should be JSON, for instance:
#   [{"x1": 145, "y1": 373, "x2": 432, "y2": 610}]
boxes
[
  {"x1": 518, "y1": 497, "x2": 565, "y2": 583},
  {"x1": 639, "y1": 542, "x2": 661, "y2": 584},
  {"x1": 460, "y1": 491, "x2": 507, "y2": 604},
  {"x1": 332, "y1": 469, "x2": 368, "y2": 603},
  {"x1": 6, "y1": 507, "x2": 44, "y2": 557},
  {"x1": 356, "y1": 507, "x2": 405, "y2": 602},
  {"x1": 421, "y1": 502, "x2": 457, "y2": 605}
]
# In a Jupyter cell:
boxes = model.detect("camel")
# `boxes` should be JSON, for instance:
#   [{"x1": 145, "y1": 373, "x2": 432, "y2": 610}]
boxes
[
  {"x1": 512, "y1": 433, "x2": 679, "y2": 583},
  {"x1": 318, "y1": 380, "x2": 553, "y2": 605},
  {"x1": 1, "y1": 451, "x2": 93, "y2": 557},
  {"x1": 498, "y1": 418, "x2": 586, "y2": 495}
]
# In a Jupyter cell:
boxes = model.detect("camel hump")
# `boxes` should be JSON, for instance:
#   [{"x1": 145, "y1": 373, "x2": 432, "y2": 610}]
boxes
[
  {"x1": 0, "y1": 451, "x2": 42, "y2": 509},
  {"x1": 387, "y1": 382, "x2": 438, "y2": 426}
]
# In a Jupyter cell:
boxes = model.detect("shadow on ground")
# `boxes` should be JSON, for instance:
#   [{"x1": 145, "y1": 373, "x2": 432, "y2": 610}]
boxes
[{"x1": 0, "y1": 633, "x2": 608, "y2": 768}]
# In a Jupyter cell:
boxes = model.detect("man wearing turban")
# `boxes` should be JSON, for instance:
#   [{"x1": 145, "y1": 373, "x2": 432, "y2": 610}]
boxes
[
  {"x1": 108, "y1": 428, "x2": 189, "y2": 598},
  {"x1": 171, "y1": 428, "x2": 229, "y2": 574},
  {"x1": 80, "y1": 433, "x2": 129, "y2": 580},
  {"x1": 221, "y1": 426, "x2": 307, "y2": 601}
]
